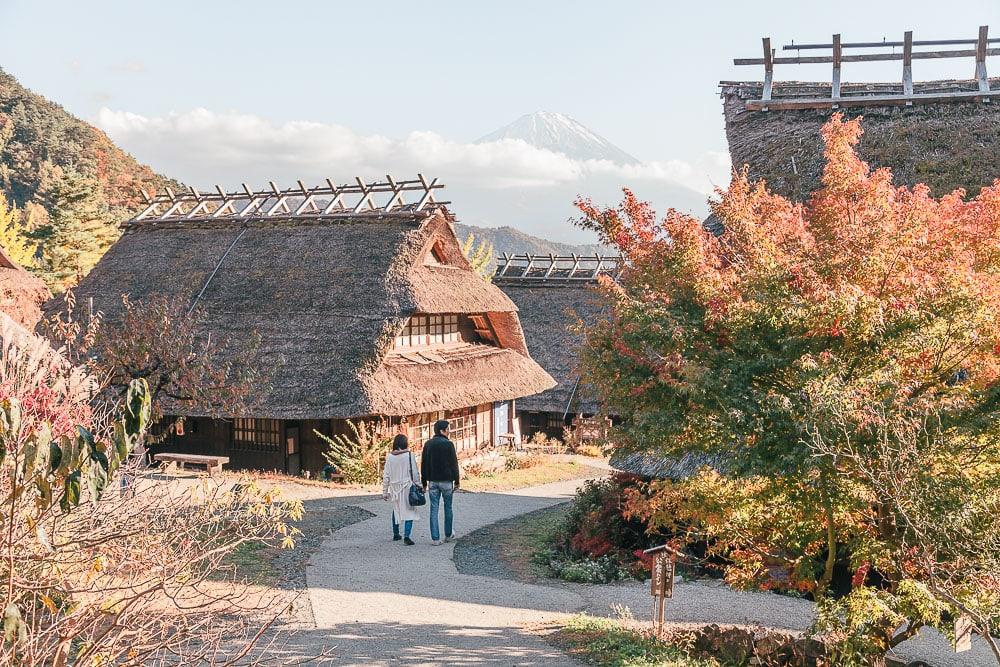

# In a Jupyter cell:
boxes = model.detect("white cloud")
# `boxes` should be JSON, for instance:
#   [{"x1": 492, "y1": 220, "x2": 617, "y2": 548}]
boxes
[{"x1": 94, "y1": 107, "x2": 730, "y2": 196}]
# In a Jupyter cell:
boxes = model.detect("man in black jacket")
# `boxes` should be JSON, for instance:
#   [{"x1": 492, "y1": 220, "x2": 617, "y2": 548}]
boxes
[{"x1": 421, "y1": 419, "x2": 460, "y2": 545}]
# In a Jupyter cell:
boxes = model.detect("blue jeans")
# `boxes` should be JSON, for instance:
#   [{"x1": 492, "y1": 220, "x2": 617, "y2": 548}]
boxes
[
  {"x1": 391, "y1": 512, "x2": 413, "y2": 539},
  {"x1": 428, "y1": 481, "x2": 454, "y2": 541}
]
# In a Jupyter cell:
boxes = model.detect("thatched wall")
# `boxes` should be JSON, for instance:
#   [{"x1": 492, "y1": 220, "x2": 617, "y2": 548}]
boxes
[
  {"x1": 67, "y1": 209, "x2": 553, "y2": 419},
  {"x1": 0, "y1": 249, "x2": 50, "y2": 329},
  {"x1": 722, "y1": 78, "x2": 1000, "y2": 202},
  {"x1": 497, "y1": 282, "x2": 607, "y2": 414}
]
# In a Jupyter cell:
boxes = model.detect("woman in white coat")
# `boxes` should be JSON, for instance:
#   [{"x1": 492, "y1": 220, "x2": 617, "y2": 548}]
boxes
[{"x1": 382, "y1": 434, "x2": 421, "y2": 545}]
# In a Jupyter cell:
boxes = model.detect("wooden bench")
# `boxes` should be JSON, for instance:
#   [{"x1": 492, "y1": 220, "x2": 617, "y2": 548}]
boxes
[{"x1": 154, "y1": 453, "x2": 229, "y2": 475}]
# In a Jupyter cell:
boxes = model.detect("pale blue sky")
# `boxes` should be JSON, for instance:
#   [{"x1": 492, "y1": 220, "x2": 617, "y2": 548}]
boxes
[{"x1": 1, "y1": 0, "x2": 998, "y2": 240}]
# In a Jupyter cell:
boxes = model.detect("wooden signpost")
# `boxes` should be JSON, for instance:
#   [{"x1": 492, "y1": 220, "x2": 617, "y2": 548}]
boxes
[{"x1": 644, "y1": 544, "x2": 681, "y2": 637}]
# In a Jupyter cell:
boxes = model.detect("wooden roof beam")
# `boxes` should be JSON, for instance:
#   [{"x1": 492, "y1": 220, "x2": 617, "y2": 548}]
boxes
[
  {"x1": 745, "y1": 87, "x2": 1000, "y2": 111},
  {"x1": 782, "y1": 35, "x2": 1000, "y2": 50},
  {"x1": 415, "y1": 174, "x2": 439, "y2": 211},
  {"x1": 322, "y1": 179, "x2": 346, "y2": 214},
  {"x1": 832, "y1": 34, "x2": 842, "y2": 106},
  {"x1": 762, "y1": 37, "x2": 774, "y2": 110},
  {"x1": 903, "y1": 31, "x2": 914, "y2": 103},
  {"x1": 352, "y1": 177, "x2": 374, "y2": 213},
  {"x1": 735, "y1": 47, "x2": 1000, "y2": 66},
  {"x1": 977, "y1": 25, "x2": 991, "y2": 98},
  {"x1": 383, "y1": 174, "x2": 406, "y2": 212}
]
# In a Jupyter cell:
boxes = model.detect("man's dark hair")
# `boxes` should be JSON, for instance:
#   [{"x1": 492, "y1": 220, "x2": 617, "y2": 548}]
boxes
[{"x1": 433, "y1": 419, "x2": 450, "y2": 436}]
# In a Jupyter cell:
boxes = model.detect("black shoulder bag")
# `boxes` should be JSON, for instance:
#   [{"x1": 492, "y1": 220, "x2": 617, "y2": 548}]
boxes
[{"x1": 408, "y1": 451, "x2": 426, "y2": 506}]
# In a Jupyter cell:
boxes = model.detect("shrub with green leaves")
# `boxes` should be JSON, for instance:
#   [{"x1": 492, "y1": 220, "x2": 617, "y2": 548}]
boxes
[{"x1": 318, "y1": 419, "x2": 390, "y2": 485}]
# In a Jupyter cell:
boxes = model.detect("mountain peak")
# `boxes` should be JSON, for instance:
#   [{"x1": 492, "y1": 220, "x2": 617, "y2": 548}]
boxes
[{"x1": 477, "y1": 111, "x2": 639, "y2": 165}]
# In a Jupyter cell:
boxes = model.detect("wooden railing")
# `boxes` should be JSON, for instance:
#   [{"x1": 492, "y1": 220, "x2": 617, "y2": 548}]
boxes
[{"x1": 733, "y1": 26, "x2": 998, "y2": 110}]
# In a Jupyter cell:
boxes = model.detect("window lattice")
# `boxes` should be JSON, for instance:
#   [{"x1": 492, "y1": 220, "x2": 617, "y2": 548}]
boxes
[
  {"x1": 394, "y1": 314, "x2": 460, "y2": 349},
  {"x1": 447, "y1": 407, "x2": 478, "y2": 451},
  {"x1": 232, "y1": 418, "x2": 282, "y2": 452},
  {"x1": 405, "y1": 407, "x2": 479, "y2": 451}
]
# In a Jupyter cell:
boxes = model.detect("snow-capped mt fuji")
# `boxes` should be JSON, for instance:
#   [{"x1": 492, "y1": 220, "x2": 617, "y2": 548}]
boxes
[{"x1": 477, "y1": 111, "x2": 639, "y2": 165}]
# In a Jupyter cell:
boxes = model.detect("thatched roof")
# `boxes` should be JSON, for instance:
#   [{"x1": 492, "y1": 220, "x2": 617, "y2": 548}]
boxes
[
  {"x1": 610, "y1": 450, "x2": 729, "y2": 481},
  {"x1": 67, "y1": 202, "x2": 554, "y2": 419},
  {"x1": 496, "y1": 261, "x2": 612, "y2": 414},
  {"x1": 721, "y1": 78, "x2": 1000, "y2": 202},
  {"x1": 0, "y1": 248, "x2": 50, "y2": 329}
]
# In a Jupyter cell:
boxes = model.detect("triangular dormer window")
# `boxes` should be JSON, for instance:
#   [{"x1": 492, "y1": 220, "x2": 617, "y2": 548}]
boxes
[{"x1": 424, "y1": 241, "x2": 449, "y2": 267}]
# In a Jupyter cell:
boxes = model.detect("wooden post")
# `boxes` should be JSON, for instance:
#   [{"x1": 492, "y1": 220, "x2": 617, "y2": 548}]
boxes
[
  {"x1": 542, "y1": 253, "x2": 556, "y2": 278},
  {"x1": 976, "y1": 25, "x2": 990, "y2": 101},
  {"x1": 762, "y1": 37, "x2": 774, "y2": 111},
  {"x1": 903, "y1": 31, "x2": 914, "y2": 104},
  {"x1": 415, "y1": 174, "x2": 439, "y2": 211},
  {"x1": 831, "y1": 34, "x2": 842, "y2": 107}
]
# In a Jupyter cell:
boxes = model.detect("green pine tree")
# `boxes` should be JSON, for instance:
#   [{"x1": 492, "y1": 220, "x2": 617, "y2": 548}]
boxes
[{"x1": 33, "y1": 168, "x2": 117, "y2": 290}]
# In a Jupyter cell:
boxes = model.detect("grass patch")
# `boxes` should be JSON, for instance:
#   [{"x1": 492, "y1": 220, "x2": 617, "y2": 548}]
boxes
[
  {"x1": 502, "y1": 503, "x2": 568, "y2": 580},
  {"x1": 549, "y1": 615, "x2": 720, "y2": 667},
  {"x1": 461, "y1": 461, "x2": 605, "y2": 492},
  {"x1": 216, "y1": 540, "x2": 281, "y2": 587}
]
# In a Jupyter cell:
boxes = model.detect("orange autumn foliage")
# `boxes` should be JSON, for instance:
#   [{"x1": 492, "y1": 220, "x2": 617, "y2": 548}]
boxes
[{"x1": 576, "y1": 114, "x2": 1000, "y2": 658}]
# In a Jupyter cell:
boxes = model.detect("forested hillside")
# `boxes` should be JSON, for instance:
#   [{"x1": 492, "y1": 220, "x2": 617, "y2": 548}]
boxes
[{"x1": 0, "y1": 68, "x2": 178, "y2": 289}]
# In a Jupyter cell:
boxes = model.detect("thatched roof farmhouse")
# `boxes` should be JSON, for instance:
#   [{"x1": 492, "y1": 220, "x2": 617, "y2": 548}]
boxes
[
  {"x1": 70, "y1": 176, "x2": 555, "y2": 473},
  {"x1": 0, "y1": 247, "x2": 50, "y2": 329},
  {"x1": 494, "y1": 254, "x2": 617, "y2": 440}
]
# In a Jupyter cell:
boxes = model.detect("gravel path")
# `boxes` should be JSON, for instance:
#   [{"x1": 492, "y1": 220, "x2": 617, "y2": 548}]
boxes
[
  {"x1": 258, "y1": 473, "x2": 998, "y2": 666},
  {"x1": 277, "y1": 502, "x2": 375, "y2": 625},
  {"x1": 304, "y1": 479, "x2": 589, "y2": 666}
]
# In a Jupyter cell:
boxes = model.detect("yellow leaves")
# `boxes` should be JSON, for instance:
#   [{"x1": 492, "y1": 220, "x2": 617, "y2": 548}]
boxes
[
  {"x1": 85, "y1": 555, "x2": 108, "y2": 582},
  {"x1": 0, "y1": 191, "x2": 38, "y2": 268},
  {"x1": 39, "y1": 594, "x2": 58, "y2": 614},
  {"x1": 280, "y1": 536, "x2": 295, "y2": 550},
  {"x1": 99, "y1": 597, "x2": 125, "y2": 615}
]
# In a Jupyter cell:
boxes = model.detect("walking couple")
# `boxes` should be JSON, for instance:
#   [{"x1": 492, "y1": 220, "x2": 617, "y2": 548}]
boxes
[{"x1": 381, "y1": 419, "x2": 459, "y2": 546}]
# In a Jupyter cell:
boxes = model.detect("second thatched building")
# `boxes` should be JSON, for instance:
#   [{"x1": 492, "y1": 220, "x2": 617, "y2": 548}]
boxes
[{"x1": 494, "y1": 254, "x2": 618, "y2": 441}]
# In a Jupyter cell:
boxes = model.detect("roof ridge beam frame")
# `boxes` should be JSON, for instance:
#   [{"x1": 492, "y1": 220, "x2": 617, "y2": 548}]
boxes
[
  {"x1": 492, "y1": 255, "x2": 622, "y2": 284},
  {"x1": 128, "y1": 175, "x2": 447, "y2": 225},
  {"x1": 734, "y1": 25, "x2": 997, "y2": 111}
]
